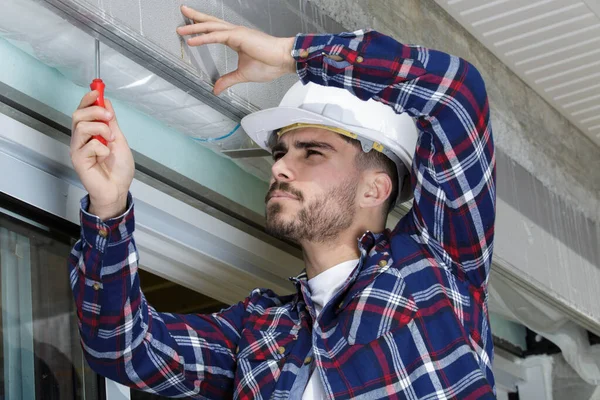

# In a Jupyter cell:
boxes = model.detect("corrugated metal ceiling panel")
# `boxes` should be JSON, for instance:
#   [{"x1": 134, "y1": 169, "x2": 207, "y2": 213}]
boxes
[{"x1": 435, "y1": 0, "x2": 600, "y2": 147}]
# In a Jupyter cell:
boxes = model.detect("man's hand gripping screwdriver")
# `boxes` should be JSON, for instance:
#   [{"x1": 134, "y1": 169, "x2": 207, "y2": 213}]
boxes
[{"x1": 90, "y1": 39, "x2": 107, "y2": 146}]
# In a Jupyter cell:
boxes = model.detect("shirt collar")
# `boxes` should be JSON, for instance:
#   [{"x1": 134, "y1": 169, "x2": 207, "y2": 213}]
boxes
[{"x1": 288, "y1": 229, "x2": 391, "y2": 310}]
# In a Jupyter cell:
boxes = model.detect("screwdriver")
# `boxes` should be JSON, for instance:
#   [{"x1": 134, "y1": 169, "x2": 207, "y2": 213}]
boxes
[{"x1": 90, "y1": 39, "x2": 108, "y2": 146}]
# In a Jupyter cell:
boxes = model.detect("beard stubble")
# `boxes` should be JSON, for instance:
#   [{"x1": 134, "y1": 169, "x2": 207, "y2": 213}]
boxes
[{"x1": 265, "y1": 177, "x2": 358, "y2": 244}]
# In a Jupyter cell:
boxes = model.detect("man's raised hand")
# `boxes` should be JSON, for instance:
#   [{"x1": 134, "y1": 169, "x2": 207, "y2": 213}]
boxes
[
  {"x1": 176, "y1": 5, "x2": 296, "y2": 95},
  {"x1": 70, "y1": 91, "x2": 135, "y2": 220}
]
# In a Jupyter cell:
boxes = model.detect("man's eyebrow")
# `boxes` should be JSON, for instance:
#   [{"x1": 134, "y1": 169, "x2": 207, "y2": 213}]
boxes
[
  {"x1": 294, "y1": 140, "x2": 337, "y2": 151},
  {"x1": 271, "y1": 141, "x2": 288, "y2": 154}
]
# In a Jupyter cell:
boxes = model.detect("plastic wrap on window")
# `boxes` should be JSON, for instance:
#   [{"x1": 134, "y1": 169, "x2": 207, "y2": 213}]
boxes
[
  {"x1": 0, "y1": 0, "x2": 260, "y2": 156},
  {"x1": 551, "y1": 350, "x2": 600, "y2": 400},
  {"x1": 490, "y1": 274, "x2": 600, "y2": 388}
]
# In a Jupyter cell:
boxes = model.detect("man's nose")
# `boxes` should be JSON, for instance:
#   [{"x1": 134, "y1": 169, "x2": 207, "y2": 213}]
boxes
[{"x1": 271, "y1": 155, "x2": 295, "y2": 182}]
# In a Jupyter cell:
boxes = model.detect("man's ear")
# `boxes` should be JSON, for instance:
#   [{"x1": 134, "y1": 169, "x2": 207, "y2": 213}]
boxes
[{"x1": 359, "y1": 171, "x2": 392, "y2": 209}]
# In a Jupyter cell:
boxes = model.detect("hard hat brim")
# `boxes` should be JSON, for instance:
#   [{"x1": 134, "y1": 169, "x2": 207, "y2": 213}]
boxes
[{"x1": 242, "y1": 107, "x2": 413, "y2": 170}]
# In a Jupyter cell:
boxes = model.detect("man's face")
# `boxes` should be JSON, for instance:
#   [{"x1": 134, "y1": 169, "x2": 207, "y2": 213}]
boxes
[{"x1": 265, "y1": 127, "x2": 360, "y2": 243}]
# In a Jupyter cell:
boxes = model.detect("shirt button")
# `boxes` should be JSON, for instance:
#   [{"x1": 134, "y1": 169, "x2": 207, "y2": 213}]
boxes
[
  {"x1": 299, "y1": 49, "x2": 309, "y2": 58},
  {"x1": 98, "y1": 228, "x2": 108, "y2": 238},
  {"x1": 356, "y1": 55, "x2": 364, "y2": 63},
  {"x1": 277, "y1": 346, "x2": 286, "y2": 355},
  {"x1": 304, "y1": 356, "x2": 313, "y2": 365},
  {"x1": 92, "y1": 282, "x2": 101, "y2": 291},
  {"x1": 378, "y1": 259, "x2": 387, "y2": 268}
]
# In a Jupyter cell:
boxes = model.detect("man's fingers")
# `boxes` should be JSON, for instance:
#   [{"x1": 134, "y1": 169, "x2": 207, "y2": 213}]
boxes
[
  {"x1": 214, "y1": 70, "x2": 246, "y2": 95},
  {"x1": 72, "y1": 105, "x2": 113, "y2": 134},
  {"x1": 104, "y1": 99, "x2": 118, "y2": 125},
  {"x1": 180, "y1": 5, "x2": 225, "y2": 24},
  {"x1": 84, "y1": 137, "x2": 111, "y2": 159},
  {"x1": 104, "y1": 98, "x2": 115, "y2": 119},
  {"x1": 104, "y1": 99, "x2": 124, "y2": 140},
  {"x1": 72, "y1": 121, "x2": 113, "y2": 151},
  {"x1": 72, "y1": 137, "x2": 111, "y2": 170},
  {"x1": 77, "y1": 90, "x2": 100, "y2": 110},
  {"x1": 177, "y1": 21, "x2": 233, "y2": 36},
  {"x1": 73, "y1": 105, "x2": 112, "y2": 124},
  {"x1": 186, "y1": 30, "x2": 231, "y2": 47}
]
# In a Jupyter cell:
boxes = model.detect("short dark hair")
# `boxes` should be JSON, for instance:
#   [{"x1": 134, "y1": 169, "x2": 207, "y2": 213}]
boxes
[{"x1": 340, "y1": 136, "x2": 398, "y2": 215}]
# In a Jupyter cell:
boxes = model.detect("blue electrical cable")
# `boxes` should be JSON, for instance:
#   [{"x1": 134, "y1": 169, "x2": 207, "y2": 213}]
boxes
[{"x1": 191, "y1": 123, "x2": 241, "y2": 143}]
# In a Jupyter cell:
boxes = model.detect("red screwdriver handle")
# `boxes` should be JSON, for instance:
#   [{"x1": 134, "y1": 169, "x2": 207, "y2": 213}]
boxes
[{"x1": 90, "y1": 78, "x2": 108, "y2": 146}]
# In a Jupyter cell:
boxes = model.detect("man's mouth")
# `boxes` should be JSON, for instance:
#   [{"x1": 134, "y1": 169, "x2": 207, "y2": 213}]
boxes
[
  {"x1": 267, "y1": 191, "x2": 299, "y2": 202},
  {"x1": 265, "y1": 182, "x2": 304, "y2": 204}
]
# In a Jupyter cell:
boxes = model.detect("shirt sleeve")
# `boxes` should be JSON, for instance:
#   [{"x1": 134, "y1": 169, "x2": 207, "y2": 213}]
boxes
[
  {"x1": 68, "y1": 193, "x2": 247, "y2": 398},
  {"x1": 292, "y1": 30, "x2": 496, "y2": 289}
]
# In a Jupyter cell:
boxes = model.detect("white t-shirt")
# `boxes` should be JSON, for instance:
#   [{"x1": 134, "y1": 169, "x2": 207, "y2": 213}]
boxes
[{"x1": 302, "y1": 259, "x2": 359, "y2": 400}]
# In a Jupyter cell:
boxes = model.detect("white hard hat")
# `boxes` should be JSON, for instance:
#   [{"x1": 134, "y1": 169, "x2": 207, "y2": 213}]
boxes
[{"x1": 241, "y1": 81, "x2": 419, "y2": 204}]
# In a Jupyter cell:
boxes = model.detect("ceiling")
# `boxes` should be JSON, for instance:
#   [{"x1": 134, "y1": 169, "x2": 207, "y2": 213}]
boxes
[{"x1": 435, "y1": 0, "x2": 600, "y2": 148}]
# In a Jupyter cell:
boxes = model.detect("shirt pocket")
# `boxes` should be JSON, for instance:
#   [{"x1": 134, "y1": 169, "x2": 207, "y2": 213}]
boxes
[
  {"x1": 234, "y1": 329, "x2": 297, "y2": 397},
  {"x1": 236, "y1": 329, "x2": 297, "y2": 361},
  {"x1": 340, "y1": 285, "x2": 418, "y2": 346}
]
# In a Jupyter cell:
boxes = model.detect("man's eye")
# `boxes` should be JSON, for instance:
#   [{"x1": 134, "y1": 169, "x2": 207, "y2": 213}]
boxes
[
  {"x1": 272, "y1": 152, "x2": 284, "y2": 161},
  {"x1": 306, "y1": 150, "x2": 323, "y2": 158}
]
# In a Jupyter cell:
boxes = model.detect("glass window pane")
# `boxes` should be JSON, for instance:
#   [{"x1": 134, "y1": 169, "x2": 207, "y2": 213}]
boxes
[{"x1": 0, "y1": 212, "x2": 99, "y2": 400}]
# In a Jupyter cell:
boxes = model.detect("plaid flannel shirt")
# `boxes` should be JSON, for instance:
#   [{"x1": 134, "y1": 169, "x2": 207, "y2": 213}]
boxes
[{"x1": 69, "y1": 30, "x2": 496, "y2": 399}]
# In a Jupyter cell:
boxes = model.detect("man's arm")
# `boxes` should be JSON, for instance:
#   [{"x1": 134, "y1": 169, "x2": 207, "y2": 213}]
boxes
[
  {"x1": 290, "y1": 31, "x2": 496, "y2": 397},
  {"x1": 69, "y1": 193, "x2": 246, "y2": 398},
  {"x1": 292, "y1": 30, "x2": 495, "y2": 289}
]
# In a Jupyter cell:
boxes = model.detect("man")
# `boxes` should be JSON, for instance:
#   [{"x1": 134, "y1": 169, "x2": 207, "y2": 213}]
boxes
[{"x1": 69, "y1": 5, "x2": 496, "y2": 399}]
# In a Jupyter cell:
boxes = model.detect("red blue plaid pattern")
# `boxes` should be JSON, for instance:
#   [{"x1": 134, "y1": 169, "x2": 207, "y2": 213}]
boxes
[{"x1": 69, "y1": 30, "x2": 496, "y2": 399}]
